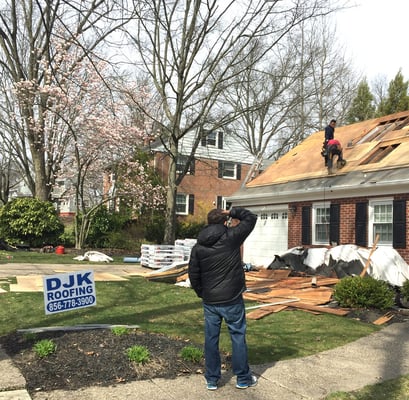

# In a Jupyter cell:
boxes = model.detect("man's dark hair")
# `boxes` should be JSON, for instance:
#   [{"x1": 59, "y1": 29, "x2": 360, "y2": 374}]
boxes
[
  {"x1": 207, "y1": 209, "x2": 227, "y2": 225},
  {"x1": 330, "y1": 119, "x2": 337, "y2": 124}
]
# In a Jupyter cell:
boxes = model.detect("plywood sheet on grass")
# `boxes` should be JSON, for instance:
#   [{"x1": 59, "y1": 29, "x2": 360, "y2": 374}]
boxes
[
  {"x1": 10, "y1": 276, "x2": 43, "y2": 292},
  {"x1": 9, "y1": 272, "x2": 128, "y2": 292}
]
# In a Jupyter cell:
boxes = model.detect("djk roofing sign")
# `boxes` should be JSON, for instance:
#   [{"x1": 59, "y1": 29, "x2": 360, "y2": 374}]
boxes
[{"x1": 43, "y1": 270, "x2": 96, "y2": 315}]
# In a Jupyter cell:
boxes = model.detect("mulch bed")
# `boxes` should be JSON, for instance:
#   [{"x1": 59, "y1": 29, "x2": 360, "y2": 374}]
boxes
[{"x1": 0, "y1": 329, "x2": 211, "y2": 395}]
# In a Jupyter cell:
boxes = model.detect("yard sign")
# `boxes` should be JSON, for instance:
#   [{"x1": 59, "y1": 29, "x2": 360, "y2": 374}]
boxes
[{"x1": 43, "y1": 270, "x2": 96, "y2": 315}]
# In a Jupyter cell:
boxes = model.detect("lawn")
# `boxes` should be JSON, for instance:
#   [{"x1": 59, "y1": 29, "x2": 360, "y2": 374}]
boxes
[
  {"x1": 1, "y1": 250, "x2": 408, "y2": 397},
  {"x1": 0, "y1": 268, "x2": 378, "y2": 364}
]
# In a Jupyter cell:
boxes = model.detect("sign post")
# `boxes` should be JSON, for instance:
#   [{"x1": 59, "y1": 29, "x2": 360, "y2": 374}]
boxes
[{"x1": 43, "y1": 270, "x2": 96, "y2": 315}]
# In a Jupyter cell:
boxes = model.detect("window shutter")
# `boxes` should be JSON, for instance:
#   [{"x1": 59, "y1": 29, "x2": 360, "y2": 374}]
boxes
[
  {"x1": 190, "y1": 158, "x2": 195, "y2": 175},
  {"x1": 393, "y1": 199, "x2": 406, "y2": 248},
  {"x1": 301, "y1": 206, "x2": 311, "y2": 245},
  {"x1": 218, "y1": 131, "x2": 223, "y2": 149},
  {"x1": 218, "y1": 160, "x2": 223, "y2": 178},
  {"x1": 329, "y1": 203, "x2": 340, "y2": 245},
  {"x1": 216, "y1": 196, "x2": 222, "y2": 209},
  {"x1": 236, "y1": 164, "x2": 241, "y2": 180},
  {"x1": 355, "y1": 202, "x2": 368, "y2": 247},
  {"x1": 201, "y1": 136, "x2": 207, "y2": 146},
  {"x1": 188, "y1": 194, "x2": 195, "y2": 215}
]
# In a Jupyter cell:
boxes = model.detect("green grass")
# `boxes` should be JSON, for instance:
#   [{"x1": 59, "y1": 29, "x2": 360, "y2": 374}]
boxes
[
  {"x1": 0, "y1": 275, "x2": 378, "y2": 364},
  {"x1": 0, "y1": 250, "x2": 127, "y2": 264},
  {"x1": 0, "y1": 254, "x2": 406, "y2": 397},
  {"x1": 325, "y1": 375, "x2": 409, "y2": 399}
]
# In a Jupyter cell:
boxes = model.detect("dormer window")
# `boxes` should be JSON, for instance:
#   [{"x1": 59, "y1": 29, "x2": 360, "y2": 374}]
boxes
[{"x1": 201, "y1": 130, "x2": 223, "y2": 149}]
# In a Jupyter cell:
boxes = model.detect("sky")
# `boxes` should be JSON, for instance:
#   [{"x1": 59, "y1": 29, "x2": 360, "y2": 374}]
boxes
[{"x1": 335, "y1": 0, "x2": 409, "y2": 83}]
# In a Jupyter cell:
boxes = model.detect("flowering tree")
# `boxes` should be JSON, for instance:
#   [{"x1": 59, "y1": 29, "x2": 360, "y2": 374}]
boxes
[
  {"x1": 0, "y1": 0, "x2": 134, "y2": 201},
  {"x1": 51, "y1": 53, "x2": 165, "y2": 248}
]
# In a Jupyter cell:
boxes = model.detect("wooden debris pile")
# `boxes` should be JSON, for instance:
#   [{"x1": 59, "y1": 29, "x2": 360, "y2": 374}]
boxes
[
  {"x1": 243, "y1": 269, "x2": 350, "y2": 320},
  {"x1": 144, "y1": 265, "x2": 398, "y2": 325}
]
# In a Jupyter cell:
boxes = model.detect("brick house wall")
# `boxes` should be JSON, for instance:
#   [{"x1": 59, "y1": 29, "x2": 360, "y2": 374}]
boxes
[
  {"x1": 154, "y1": 152, "x2": 252, "y2": 219},
  {"x1": 288, "y1": 193, "x2": 409, "y2": 263}
]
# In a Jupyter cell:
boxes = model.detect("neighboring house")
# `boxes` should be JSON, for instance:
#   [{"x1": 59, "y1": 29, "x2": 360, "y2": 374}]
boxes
[
  {"x1": 151, "y1": 130, "x2": 258, "y2": 217},
  {"x1": 228, "y1": 110, "x2": 409, "y2": 267}
]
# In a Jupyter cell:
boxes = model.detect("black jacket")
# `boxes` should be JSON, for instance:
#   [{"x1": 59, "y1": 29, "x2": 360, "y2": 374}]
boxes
[{"x1": 188, "y1": 208, "x2": 257, "y2": 304}]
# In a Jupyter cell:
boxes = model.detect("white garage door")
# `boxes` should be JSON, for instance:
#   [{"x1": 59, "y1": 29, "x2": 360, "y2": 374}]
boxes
[{"x1": 243, "y1": 207, "x2": 288, "y2": 268}]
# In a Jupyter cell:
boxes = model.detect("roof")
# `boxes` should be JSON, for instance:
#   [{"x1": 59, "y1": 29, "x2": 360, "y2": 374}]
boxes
[{"x1": 228, "y1": 110, "x2": 409, "y2": 205}]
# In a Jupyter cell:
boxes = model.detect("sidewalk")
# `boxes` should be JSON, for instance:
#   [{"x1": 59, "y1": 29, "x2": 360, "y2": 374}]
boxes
[{"x1": 2, "y1": 320, "x2": 409, "y2": 399}]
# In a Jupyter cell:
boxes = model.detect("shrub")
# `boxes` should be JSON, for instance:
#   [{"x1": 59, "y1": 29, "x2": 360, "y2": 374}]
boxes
[
  {"x1": 85, "y1": 208, "x2": 131, "y2": 248},
  {"x1": 144, "y1": 212, "x2": 165, "y2": 244},
  {"x1": 176, "y1": 220, "x2": 205, "y2": 239},
  {"x1": 400, "y1": 279, "x2": 409, "y2": 300},
  {"x1": 126, "y1": 345, "x2": 150, "y2": 364},
  {"x1": 333, "y1": 276, "x2": 395, "y2": 309},
  {"x1": 0, "y1": 198, "x2": 64, "y2": 247},
  {"x1": 111, "y1": 326, "x2": 129, "y2": 336},
  {"x1": 180, "y1": 345, "x2": 204, "y2": 363},
  {"x1": 33, "y1": 339, "x2": 56, "y2": 358}
]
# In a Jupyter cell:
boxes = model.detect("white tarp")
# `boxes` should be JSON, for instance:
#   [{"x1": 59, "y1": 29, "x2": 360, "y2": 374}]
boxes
[{"x1": 299, "y1": 245, "x2": 409, "y2": 287}]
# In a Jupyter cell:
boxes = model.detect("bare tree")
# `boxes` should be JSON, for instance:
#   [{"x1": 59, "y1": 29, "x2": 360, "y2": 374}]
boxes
[
  {"x1": 125, "y1": 0, "x2": 337, "y2": 243},
  {"x1": 217, "y1": 13, "x2": 359, "y2": 163}
]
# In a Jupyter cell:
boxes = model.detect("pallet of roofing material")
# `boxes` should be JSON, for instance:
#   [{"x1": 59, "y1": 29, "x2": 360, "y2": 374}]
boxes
[
  {"x1": 174, "y1": 238, "x2": 197, "y2": 261},
  {"x1": 140, "y1": 244, "x2": 185, "y2": 269}
]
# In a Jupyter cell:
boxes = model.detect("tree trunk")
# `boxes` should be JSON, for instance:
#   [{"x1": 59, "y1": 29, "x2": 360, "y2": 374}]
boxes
[
  {"x1": 32, "y1": 151, "x2": 50, "y2": 201},
  {"x1": 163, "y1": 154, "x2": 177, "y2": 245}
]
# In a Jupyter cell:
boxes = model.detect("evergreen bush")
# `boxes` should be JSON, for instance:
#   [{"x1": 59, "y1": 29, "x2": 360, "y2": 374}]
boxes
[
  {"x1": 0, "y1": 198, "x2": 64, "y2": 247},
  {"x1": 333, "y1": 276, "x2": 395, "y2": 309}
]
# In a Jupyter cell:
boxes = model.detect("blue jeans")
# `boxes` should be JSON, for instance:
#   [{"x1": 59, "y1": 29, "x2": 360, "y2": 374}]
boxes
[{"x1": 203, "y1": 297, "x2": 252, "y2": 385}]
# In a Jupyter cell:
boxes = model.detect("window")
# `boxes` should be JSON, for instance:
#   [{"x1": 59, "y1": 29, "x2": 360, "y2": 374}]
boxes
[
  {"x1": 176, "y1": 155, "x2": 195, "y2": 175},
  {"x1": 312, "y1": 203, "x2": 330, "y2": 244},
  {"x1": 206, "y1": 131, "x2": 217, "y2": 146},
  {"x1": 176, "y1": 193, "x2": 194, "y2": 215},
  {"x1": 218, "y1": 161, "x2": 241, "y2": 179},
  {"x1": 201, "y1": 130, "x2": 223, "y2": 149},
  {"x1": 369, "y1": 199, "x2": 393, "y2": 245}
]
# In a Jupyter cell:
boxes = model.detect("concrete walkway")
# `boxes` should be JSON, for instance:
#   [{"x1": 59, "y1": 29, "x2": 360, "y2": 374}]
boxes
[
  {"x1": 1, "y1": 262, "x2": 409, "y2": 399},
  {"x1": 2, "y1": 321, "x2": 409, "y2": 399}
]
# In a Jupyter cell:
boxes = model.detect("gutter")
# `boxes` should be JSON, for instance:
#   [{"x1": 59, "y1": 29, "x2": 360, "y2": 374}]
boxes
[{"x1": 227, "y1": 177, "x2": 409, "y2": 206}]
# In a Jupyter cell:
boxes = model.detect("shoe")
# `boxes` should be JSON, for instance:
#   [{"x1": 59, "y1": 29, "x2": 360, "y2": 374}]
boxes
[
  {"x1": 236, "y1": 374, "x2": 258, "y2": 389},
  {"x1": 206, "y1": 381, "x2": 218, "y2": 390}
]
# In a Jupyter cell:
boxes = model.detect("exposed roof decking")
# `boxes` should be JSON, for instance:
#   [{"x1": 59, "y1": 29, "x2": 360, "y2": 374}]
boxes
[{"x1": 246, "y1": 111, "x2": 409, "y2": 188}]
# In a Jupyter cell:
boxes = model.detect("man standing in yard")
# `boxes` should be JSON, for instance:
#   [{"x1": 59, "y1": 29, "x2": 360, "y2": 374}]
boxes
[{"x1": 188, "y1": 207, "x2": 257, "y2": 391}]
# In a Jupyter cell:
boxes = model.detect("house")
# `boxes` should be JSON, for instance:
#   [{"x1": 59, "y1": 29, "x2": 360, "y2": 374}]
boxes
[
  {"x1": 151, "y1": 130, "x2": 259, "y2": 217},
  {"x1": 228, "y1": 110, "x2": 409, "y2": 267}
]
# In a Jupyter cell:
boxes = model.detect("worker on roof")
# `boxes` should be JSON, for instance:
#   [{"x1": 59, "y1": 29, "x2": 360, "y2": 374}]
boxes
[
  {"x1": 325, "y1": 119, "x2": 336, "y2": 142},
  {"x1": 327, "y1": 138, "x2": 346, "y2": 174},
  {"x1": 322, "y1": 119, "x2": 336, "y2": 166}
]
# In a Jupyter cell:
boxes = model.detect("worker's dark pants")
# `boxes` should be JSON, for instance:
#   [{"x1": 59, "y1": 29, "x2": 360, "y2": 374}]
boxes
[{"x1": 327, "y1": 145, "x2": 344, "y2": 169}]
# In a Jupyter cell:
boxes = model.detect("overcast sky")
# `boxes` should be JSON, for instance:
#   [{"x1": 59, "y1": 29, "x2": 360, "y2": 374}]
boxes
[{"x1": 335, "y1": 0, "x2": 408, "y2": 83}]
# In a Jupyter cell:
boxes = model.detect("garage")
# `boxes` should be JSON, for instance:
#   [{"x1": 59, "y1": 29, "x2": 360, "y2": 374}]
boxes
[{"x1": 243, "y1": 206, "x2": 288, "y2": 267}]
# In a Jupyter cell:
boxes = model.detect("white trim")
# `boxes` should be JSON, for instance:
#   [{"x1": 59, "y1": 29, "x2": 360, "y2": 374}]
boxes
[
  {"x1": 221, "y1": 161, "x2": 237, "y2": 179},
  {"x1": 312, "y1": 202, "x2": 330, "y2": 245},
  {"x1": 368, "y1": 197, "x2": 393, "y2": 247},
  {"x1": 176, "y1": 193, "x2": 189, "y2": 215}
]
